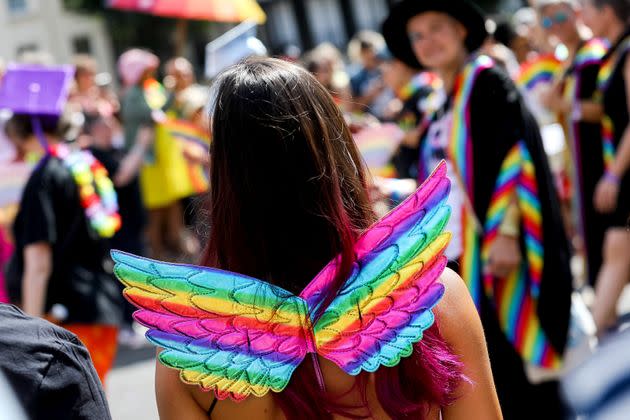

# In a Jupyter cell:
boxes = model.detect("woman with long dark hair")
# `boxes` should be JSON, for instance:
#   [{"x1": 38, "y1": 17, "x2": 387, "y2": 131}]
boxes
[
  {"x1": 383, "y1": 1, "x2": 573, "y2": 418},
  {"x1": 582, "y1": 0, "x2": 630, "y2": 333},
  {"x1": 114, "y1": 58, "x2": 501, "y2": 418},
  {"x1": 537, "y1": 0, "x2": 609, "y2": 287}
]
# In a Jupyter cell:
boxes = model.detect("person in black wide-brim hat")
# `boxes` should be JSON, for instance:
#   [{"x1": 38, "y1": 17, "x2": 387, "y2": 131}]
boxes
[
  {"x1": 383, "y1": 1, "x2": 573, "y2": 419},
  {"x1": 383, "y1": 0, "x2": 488, "y2": 70}
]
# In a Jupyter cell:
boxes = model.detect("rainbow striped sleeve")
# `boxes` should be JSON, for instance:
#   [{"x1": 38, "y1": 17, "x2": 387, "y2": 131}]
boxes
[{"x1": 111, "y1": 251, "x2": 311, "y2": 401}]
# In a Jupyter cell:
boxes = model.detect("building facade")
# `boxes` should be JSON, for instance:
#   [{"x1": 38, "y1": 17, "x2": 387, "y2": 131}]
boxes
[
  {"x1": 258, "y1": 0, "x2": 393, "y2": 53},
  {"x1": 0, "y1": 0, "x2": 114, "y2": 73},
  {"x1": 257, "y1": 0, "x2": 524, "y2": 54}
]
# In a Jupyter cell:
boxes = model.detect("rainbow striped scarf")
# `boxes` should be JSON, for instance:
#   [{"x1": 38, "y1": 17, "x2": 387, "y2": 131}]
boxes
[
  {"x1": 449, "y1": 55, "x2": 560, "y2": 368},
  {"x1": 481, "y1": 143, "x2": 560, "y2": 368},
  {"x1": 448, "y1": 55, "x2": 493, "y2": 306},
  {"x1": 596, "y1": 36, "x2": 630, "y2": 170},
  {"x1": 573, "y1": 38, "x2": 609, "y2": 70}
]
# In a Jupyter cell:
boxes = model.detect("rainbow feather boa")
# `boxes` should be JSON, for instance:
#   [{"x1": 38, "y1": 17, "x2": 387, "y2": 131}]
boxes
[{"x1": 449, "y1": 55, "x2": 560, "y2": 368}]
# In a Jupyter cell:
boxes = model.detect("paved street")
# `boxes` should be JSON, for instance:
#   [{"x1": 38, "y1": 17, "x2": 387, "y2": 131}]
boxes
[{"x1": 107, "y1": 347, "x2": 158, "y2": 420}]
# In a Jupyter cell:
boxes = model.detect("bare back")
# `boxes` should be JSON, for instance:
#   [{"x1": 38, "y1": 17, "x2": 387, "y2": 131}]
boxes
[{"x1": 154, "y1": 270, "x2": 501, "y2": 420}]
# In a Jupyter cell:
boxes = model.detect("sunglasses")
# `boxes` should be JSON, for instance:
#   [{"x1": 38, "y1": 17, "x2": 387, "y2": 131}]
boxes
[{"x1": 541, "y1": 11, "x2": 570, "y2": 29}]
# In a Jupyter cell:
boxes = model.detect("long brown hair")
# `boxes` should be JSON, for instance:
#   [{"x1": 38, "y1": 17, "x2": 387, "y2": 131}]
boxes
[
  {"x1": 203, "y1": 57, "x2": 374, "y2": 299},
  {"x1": 203, "y1": 58, "x2": 462, "y2": 418}
]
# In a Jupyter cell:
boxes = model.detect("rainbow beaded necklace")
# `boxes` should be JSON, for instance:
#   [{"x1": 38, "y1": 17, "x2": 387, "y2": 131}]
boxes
[{"x1": 49, "y1": 143, "x2": 121, "y2": 238}]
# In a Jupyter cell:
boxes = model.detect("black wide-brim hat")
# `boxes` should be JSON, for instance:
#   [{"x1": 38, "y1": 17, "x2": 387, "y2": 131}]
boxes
[{"x1": 382, "y1": 0, "x2": 488, "y2": 69}]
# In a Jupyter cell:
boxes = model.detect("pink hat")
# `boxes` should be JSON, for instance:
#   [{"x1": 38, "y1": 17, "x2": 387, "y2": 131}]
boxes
[{"x1": 117, "y1": 49, "x2": 159, "y2": 86}]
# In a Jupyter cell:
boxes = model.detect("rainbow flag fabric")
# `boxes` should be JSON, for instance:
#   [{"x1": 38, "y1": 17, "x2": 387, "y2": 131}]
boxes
[
  {"x1": 113, "y1": 162, "x2": 451, "y2": 401},
  {"x1": 353, "y1": 123, "x2": 404, "y2": 177},
  {"x1": 516, "y1": 54, "x2": 563, "y2": 91},
  {"x1": 161, "y1": 119, "x2": 210, "y2": 194}
]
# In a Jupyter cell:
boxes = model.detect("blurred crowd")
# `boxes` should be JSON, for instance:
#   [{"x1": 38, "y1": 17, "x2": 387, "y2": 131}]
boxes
[{"x1": 0, "y1": 0, "x2": 629, "y2": 419}]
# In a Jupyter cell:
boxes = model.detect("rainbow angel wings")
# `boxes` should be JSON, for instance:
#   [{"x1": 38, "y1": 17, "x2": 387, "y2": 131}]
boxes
[{"x1": 112, "y1": 162, "x2": 451, "y2": 401}]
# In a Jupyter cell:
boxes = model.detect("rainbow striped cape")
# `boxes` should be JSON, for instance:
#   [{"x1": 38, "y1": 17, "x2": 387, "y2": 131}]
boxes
[
  {"x1": 449, "y1": 55, "x2": 561, "y2": 368},
  {"x1": 113, "y1": 163, "x2": 452, "y2": 401}
]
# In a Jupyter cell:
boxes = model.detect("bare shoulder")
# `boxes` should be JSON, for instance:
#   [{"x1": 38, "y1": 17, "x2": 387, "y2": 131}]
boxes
[
  {"x1": 433, "y1": 268, "x2": 485, "y2": 346},
  {"x1": 433, "y1": 269, "x2": 503, "y2": 419}
]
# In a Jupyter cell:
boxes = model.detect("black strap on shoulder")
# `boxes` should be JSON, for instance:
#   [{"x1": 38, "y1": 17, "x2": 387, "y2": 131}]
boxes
[{"x1": 207, "y1": 398, "x2": 218, "y2": 417}]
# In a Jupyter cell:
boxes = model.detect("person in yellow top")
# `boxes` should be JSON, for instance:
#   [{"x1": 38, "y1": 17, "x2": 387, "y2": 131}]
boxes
[{"x1": 118, "y1": 49, "x2": 193, "y2": 261}]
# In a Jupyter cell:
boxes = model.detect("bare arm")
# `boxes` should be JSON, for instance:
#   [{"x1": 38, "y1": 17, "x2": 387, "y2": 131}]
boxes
[
  {"x1": 22, "y1": 242, "x2": 52, "y2": 318},
  {"x1": 595, "y1": 55, "x2": 630, "y2": 212},
  {"x1": 609, "y1": 55, "x2": 630, "y2": 178},
  {"x1": 113, "y1": 126, "x2": 154, "y2": 187},
  {"x1": 438, "y1": 268, "x2": 503, "y2": 420},
  {"x1": 155, "y1": 350, "x2": 210, "y2": 420},
  {"x1": 540, "y1": 79, "x2": 603, "y2": 123},
  {"x1": 579, "y1": 100, "x2": 604, "y2": 123}
]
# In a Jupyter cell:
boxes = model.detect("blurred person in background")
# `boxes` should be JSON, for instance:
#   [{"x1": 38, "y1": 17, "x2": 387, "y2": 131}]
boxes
[
  {"x1": 0, "y1": 229, "x2": 11, "y2": 304},
  {"x1": 0, "y1": 303, "x2": 111, "y2": 419},
  {"x1": 383, "y1": 1, "x2": 573, "y2": 417},
  {"x1": 71, "y1": 54, "x2": 120, "y2": 119},
  {"x1": 379, "y1": 51, "x2": 444, "y2": 179},
  {"x1": 536, "y1": 0, "x2": 609, "y2": 288},
  {"x1": 4, "y1": 116, "x2": 45, "y2": 163},
  {"x1": 494, "y1": 19, "x2": 535, "y2": 65},
  {"x1": 303, "y1": 43, "x2": 352, "y2": 109},
  {"x1": 162, "y1": 56, "x2": 207, "y2": 255},
  {"x1": 4, "y1": 66, "x2": 123, "y2": 385},
  {"x1": 347, "y1": 31, "x2": 393, "y2": 119},
  {"x1": 514, "y1": 6, "x2": 557, "y2": 56},
  {"x1": 118, "y1": 49, "x2": 188, "y2": 261},
  {"x1": 581, "y1": 0, "x2": 630, "y2": 334},
  {"x1": 84, "y1": 113, "x2": 151, "y2": 347},
  {"x1": 163, "y1": 84, "x2": 211, "y2": 257},
  {"x1": 164, "y1": 56, "x2": 195, "y2": 97}
]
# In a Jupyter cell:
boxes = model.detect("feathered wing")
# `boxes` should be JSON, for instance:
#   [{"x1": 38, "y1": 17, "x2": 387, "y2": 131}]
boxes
[
  {"x1": 304, "y1": 162, "x2": 451, "y2": 375},
  {"x1": 112, "y1": 162, "x2": 452, "y2": 400},
  {"x1": 111, "y1": 251, "x2": 311, "y2": 401}
]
